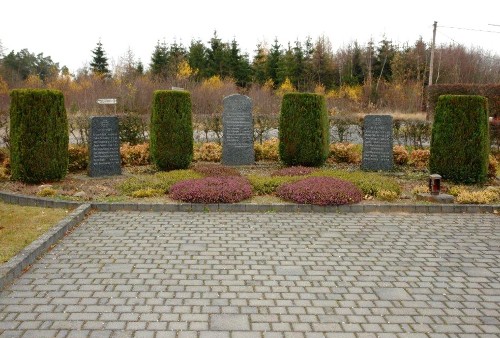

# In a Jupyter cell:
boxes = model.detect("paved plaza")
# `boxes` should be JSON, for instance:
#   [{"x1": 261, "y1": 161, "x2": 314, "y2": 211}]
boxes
[{"x1": 0, "y1": 211, "x2": 499, "y2": 337}]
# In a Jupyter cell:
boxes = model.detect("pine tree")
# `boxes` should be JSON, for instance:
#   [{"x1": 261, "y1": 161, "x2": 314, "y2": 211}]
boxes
[
  {"x1": 277, "y1": 43, "x2": 295, "y2": 85},
  {"x1": 228, "y1": 39, "x2": 251, "y2": 87},
  {"x1": 149, "y1": 41, "x2": 168, "y2": 79},
  {"x1": 252, "y1": 42, "x2": 268, "y2": 85},
  {"x1": 188, "y1": 39, "x2": 208, "y2": 80},
  {"x1": 206, "y1": 31, "x2": 229, "y2": 77},
  {"x1": 90, "y1": 40, "x2": 110, "y2": 77},
  {"x1": 167, "y1": 41, "x2": 187, "y2": 77},
  {"x1": 266, "y1": 38, "x2": 282, "y2": 87},
  {"x1": 351, "y1": 42, "x2": 365, "y2": 85},
  {"x1": 136, "y1": 60, "x2": 144, "y2": 75}
]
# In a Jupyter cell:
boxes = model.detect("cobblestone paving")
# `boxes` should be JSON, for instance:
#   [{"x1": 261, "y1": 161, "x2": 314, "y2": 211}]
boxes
[{"x1": 0, "y1": 212, "x2": 499, "y2": 338}]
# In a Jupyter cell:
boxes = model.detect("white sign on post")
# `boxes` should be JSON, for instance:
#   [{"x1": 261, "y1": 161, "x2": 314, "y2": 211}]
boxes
[{"x1": 96, "y1": 98, "x2": 117, "y2": 105}]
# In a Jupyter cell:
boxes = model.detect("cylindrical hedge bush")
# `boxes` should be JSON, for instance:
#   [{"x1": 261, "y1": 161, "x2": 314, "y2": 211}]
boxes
[
  {"x1": 9, "y1": 89, "x2": 68, "y2": 183},
  {"x1": 279, "y1": 93, "x2": 329, "y2": 166},
  {"x1": 430, "y1": 95, "x2": 490, "y2": 184},
  {"x1": 150, "y1": 90, "x2": 193, "y2": 170}
]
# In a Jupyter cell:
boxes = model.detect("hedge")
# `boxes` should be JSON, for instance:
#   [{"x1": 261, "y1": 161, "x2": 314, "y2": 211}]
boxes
[
  {"x1": 9, "y1": 89, "x2": 68, "y2": 183},
  {"x1": 430, "y1": 95, "x2": 490, "y2": 184},
  {"x1": 428, "y1": 84, "x2": 500, "y2": 118},
  {"x1": 279, "y1": 93, "x2": 329, "y2": 166},
  {"x1": 150, "y1": 90, "x2": 193, "y2": 170}
]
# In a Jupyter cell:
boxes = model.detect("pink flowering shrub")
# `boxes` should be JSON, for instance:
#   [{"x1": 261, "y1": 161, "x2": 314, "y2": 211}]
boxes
[
  {"x1": 192, "y1": 163, "x2": 241, "y2": 177},
  {"x1": 271, "y1": 166, "x2": 315, "y2": 177},
  {"x1": 276, "y1": 176, "x2": 363, "y2": 206},
  {"x1": 170, "y1": 176, "x2": 252, "y2": 203}
]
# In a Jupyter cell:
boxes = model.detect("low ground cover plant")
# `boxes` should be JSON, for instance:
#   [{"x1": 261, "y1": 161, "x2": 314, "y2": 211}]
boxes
[
  {"x1": 170, "y1": 176, "x2": 253, "y2": 203},
  {"x1": 271, "y1": 166, "x2": 315, "y2": 177},
  {"x1": 276, "y1": 176, "x2": 363, "y2": 205},
  {"x1": 409, "y1": 149, "x2": 430, "y2": 170},
  {"x1": 247, "y1": 175, "x2": 302, "y2": 195},
  {"x1": 119, "y1": 169, "x2": 202, "y2": 196},
  {"x1": 393, "y1": 145, "x2": 409, "y2": 166},
  {"x1": 194, "y1": 142, "x2": 222, "y2": 162},
  {"x1": 121, "y1": 143, "x2": 150, "y2": 166},
  {"x1": 311, "y1": 169, "x2": 401, "y2": 197},
  {"x1": 68, "y1": 145, "x2": 88, "y2": 172},
  {"x1": 254, "y1": 138, "x2": 279, "y2": 161},
  {"x1": 192, "y1": 163, "x2": 241, "y2": 177},
  {"x1": 329, "y1": 143, "x2": 361, "y2": 164}
]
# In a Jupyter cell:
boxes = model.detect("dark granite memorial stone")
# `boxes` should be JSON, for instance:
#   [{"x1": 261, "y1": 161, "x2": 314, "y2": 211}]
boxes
[
  {"x1": 222, "y1": 94, "x2": 254, "y2": 165},
  {"x1": 89, "y1": 116, "x2": 122, "y2": 177},
  {"x1": 361, "y1": 115, "x2": 393, "y2": 171}
]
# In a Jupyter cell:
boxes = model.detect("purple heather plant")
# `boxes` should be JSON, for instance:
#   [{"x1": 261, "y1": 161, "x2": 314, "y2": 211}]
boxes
[
  {"x1": 271, "y1": 166, "x2": 315, "y2": 177},
  {"x1": 276, "y1": 176, "x2": 363, "y2": 206},
  {"x1": 170, "y1": 176, "x2": 252, "y2": 203}
]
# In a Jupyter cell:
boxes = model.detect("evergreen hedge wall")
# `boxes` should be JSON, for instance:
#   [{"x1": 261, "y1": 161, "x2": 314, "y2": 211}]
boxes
[
  {"x1": 428, "y1": 84, "x2": 500, "y2": 118},
  {"x1": 150, "y1": 90, "x2": 193, "y2": 170},
  {"x1": 279, "y1": 93, "x2": 329, "y2": 166},
  {"x1": 430, "y1": 95, "x2": 490, "y2": 184},
  {"x1": 9, "y1": 89, "x2": 69, "y2": 183}
]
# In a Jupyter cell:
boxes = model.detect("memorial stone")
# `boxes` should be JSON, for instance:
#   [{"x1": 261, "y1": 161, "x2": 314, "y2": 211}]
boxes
[
  {"x1": 222, "y1": 94, "x2": 254, "y2": 165},
  {"x1": 89, "y1": 116, "x2": 122, "y2": 177},
  {"x1": 361, "y1": 115, "x2": 393, "y2": 171}
]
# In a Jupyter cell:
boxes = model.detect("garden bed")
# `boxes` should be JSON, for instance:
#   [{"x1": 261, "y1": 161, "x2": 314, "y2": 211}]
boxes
[{"x1": 1, "y1": 161, "x2": 498, "y2": 205}]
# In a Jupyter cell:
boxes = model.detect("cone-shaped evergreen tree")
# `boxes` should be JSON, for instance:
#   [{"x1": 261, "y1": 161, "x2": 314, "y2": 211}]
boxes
[{"x1": 90, "y1": 40, "x2": 110, "y2": 77}]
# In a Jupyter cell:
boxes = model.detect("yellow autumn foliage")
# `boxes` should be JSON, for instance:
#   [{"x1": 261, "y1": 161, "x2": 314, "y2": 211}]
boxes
[
  {"x1": 202, "y1": 75, "x2": 223, "y2": 89},
  {"x1": 327, "y1": 85, "x2": 362, "y2": 101},
  {"x1": 0, "y1": 76, "x2": 9, "y2": 94},
  {"x1": 177, "y1": 60, "x2": 197, "y2": 80},
  {"x1": 276, "y1": 77, "x2": 295, "y2": 96},
  {"x1": 24, "y1": 75, "x2": 43, "y2": 88}
]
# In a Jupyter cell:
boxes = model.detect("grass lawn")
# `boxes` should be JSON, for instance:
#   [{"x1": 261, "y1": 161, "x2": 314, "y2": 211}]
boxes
[{"x1": 0, "y1": 201, "x2": 69, "y2": 263}]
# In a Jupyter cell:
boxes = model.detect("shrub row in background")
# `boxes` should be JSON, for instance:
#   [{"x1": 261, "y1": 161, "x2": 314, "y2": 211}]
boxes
[
  {"x1": 66, "y1": 141, "x2": 431, "y2": 170},
  {"x1": 430, "y1": 95, "x2": 490, "y2": 184},
  {"x1": 9, "y1": 89, "x2": 68, "y2": 183},
  {"x1": 279, "y1": 93, "x2": 329, "y2": 166}
]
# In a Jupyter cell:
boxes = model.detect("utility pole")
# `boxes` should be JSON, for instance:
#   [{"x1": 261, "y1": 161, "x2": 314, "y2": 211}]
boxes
[{"x1": 429, "y1": 21, "x2": 437, "y2": 86}]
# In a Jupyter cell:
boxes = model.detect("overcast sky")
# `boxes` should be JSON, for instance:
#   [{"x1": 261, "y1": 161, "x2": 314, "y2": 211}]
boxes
[{"x1": 1, "y1": 0, "x2": 500, "y2": 73}]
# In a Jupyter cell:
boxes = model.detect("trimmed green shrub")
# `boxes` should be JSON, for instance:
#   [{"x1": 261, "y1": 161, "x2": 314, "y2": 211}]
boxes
[
  {"x1": 430, "y1": 95, "x2": 490, "y2": 184},
  {"x1": 150, "y1": 90, "x2": 193, "y2": 170},
  {"x1": 9, "y1": 89, "x2": 68, "y2": 183},
  {"x1": 279, "y1": 93, "x2": 329, "y2": 166}
]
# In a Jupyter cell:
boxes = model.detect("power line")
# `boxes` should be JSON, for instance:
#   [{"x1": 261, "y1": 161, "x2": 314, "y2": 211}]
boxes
[{"x1": 439, "y1": 25, "x2": 500, "y2": 34}]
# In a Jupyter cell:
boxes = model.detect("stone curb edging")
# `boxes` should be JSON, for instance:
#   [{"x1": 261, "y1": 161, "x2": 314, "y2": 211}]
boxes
[
  {"x1": 1, "y1": 190, "x2": 498, "y2": 214},
  {"x1": 0, "y1": 204, "x2": 92, "y2": 290},
  {"x1": 91, "y1": 201, "x2": 499, "y2": 213}
]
